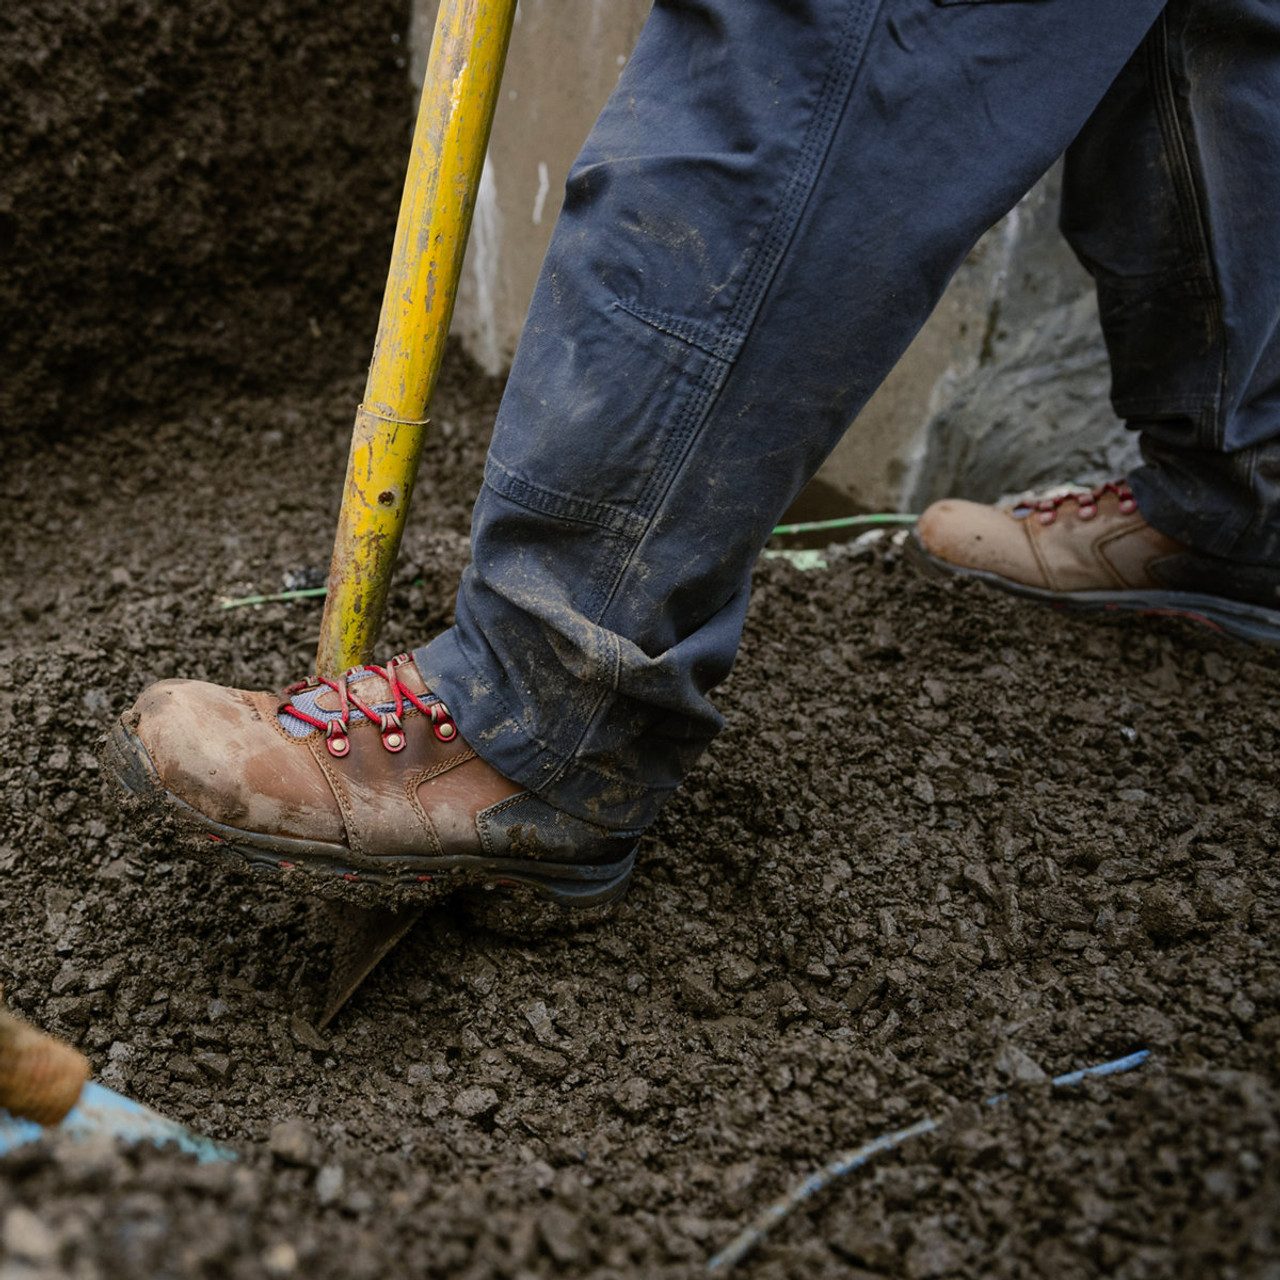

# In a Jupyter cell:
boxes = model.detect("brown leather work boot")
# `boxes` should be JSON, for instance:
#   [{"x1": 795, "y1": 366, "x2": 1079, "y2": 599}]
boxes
[
  {"x1": 910, "y1": 481, "x2": 1280, "y2": 645},
  {"x1": 106, "y1": 653, "x2": 638, "y2": 909}
]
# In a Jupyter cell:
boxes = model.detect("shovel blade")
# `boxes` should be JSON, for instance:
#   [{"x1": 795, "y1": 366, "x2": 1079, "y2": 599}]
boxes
[{"x1": 318, "y1": 903, "x2": 425, "y2": 1028}]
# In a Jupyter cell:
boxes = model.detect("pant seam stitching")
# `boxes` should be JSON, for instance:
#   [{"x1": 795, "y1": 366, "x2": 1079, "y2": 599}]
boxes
[
  {"x1": 1147, "y1": 9, "x2": 1228, "y2": 446},
  {"x1": 431, "y1": 635, "x2": 660, "y2": 818},
  {"x1": 1119, "y1": 395, "x2": 1218, "y2": 414},
  {"x1": 615, "y1": 300, "x2": 737, "y2": 362},
  {"x1": 631, "y1": 0, "x2": 879, "y2": 523},
  {"x1": 484, "y1": 456, "x2": 649, "y2": 540}
]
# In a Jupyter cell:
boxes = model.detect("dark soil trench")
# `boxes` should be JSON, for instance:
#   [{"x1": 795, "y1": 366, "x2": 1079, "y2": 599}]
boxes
[{"x1": 4, "y1": 3, "x2": 1280, "y2": 1278}]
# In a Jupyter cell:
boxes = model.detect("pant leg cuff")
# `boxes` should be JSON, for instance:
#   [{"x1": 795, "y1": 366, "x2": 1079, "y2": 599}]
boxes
[
  {"x1": 1129, "y1": 461, "x2": 1249, "y2": 558},
  {"x1": 411, "y1": 629, "x2": 664, "y2": 833}
]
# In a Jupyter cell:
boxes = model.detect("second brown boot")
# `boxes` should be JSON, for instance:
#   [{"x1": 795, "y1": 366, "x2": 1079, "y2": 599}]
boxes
[{"x1": 910, "y1": 481, "x2": 1280, "y2": 645}]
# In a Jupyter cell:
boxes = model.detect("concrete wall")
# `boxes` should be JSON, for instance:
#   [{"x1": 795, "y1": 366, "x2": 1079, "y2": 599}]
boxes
[
  {"x1": 410, "y1": 0, "x2": 651, "y2": 374},
  {"x1": 877, "y1": 168, "x2": 1135, "y2": 514},
  {"x1": 412, "y1": 1, "x2": 1132, "y2": 514}
]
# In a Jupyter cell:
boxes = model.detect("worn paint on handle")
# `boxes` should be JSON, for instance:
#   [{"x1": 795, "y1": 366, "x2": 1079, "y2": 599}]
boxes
[{"x1": 316, "y1": 0, "x2": 517, "y2": 678}]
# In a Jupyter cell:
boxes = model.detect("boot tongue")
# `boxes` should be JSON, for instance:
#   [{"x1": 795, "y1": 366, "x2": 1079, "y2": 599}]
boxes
[
  {"x1": 313, "y1": 667, "x2": 392, "y2": 711},
  {"x1": 313, "y1": 659, "x2": 430, "y2": 709},
  {"x1": 276, "y1": 663, "x2": 437, "y2": 738},
  {"x1": 274, "y1": 669, "x2": 393, "y2": 738}
]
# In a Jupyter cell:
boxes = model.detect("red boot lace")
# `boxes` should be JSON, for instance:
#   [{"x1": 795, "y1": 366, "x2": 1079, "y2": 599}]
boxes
[
  {"x1": 1013, "y1": 480, "x2": 1138, "y2": 526},
  {"x1": 279, "y1": 653, "x2": 457, "y2": 758}
]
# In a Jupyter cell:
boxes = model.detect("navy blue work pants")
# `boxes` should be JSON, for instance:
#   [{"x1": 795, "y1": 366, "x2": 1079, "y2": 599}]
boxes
[{"x1": 418, "y1": 0, "x2": 1280, "y2": 830}]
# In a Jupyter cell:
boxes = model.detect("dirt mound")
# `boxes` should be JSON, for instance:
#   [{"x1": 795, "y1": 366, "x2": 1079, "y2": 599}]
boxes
[
  {"x1": 1, "y1": 0, "x2": 412, "y2": 434},
  {"x1": 6, "y1": 4, "x2": 1280, "y2": 1272},
  {"x1": 3, "y1": 360, "x2": 1280, "y2": 1277}
]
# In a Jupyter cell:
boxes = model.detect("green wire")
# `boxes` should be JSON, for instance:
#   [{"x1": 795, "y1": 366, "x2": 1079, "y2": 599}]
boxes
[
  {"x1": 770, "y1": 512, "x2": 917, "y2": 537},
  {"x1": 220, "y1": 516, "x2": 911, "y2": 607},
  {"x1": 219, "y1": 586, "x2": 329, "y2": 610}
]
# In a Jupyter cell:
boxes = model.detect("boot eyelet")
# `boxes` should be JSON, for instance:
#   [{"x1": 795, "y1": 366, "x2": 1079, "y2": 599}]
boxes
[
  {"x1": 326, "y1": 726, "x2": 351, "y2": 757},
  {"x1": 378, "y1": 712, "x2": 405, "y2": 752},
  {"x1": 434, "y1": 719, "x2": 457, "y2": 742}
]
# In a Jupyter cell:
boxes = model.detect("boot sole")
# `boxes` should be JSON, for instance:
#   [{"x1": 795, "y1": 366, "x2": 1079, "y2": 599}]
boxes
[
  {"x1": 907, "y1": 534, "x2": 1280, "y2": 647},
  {"x1": 104, "y1": 718, "x2": 635, "y2": 912}
]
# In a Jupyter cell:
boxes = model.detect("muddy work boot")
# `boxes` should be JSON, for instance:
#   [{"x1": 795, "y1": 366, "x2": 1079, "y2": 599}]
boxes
[
  {"x1": 106, "y1": 653, "x2": 638, "y2": 911},
  {"x1": 910, "y1": 481, "x2": 1280, "y2": 646}
]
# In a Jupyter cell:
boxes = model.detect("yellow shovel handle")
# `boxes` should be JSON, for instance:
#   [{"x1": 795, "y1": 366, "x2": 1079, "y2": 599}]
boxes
[{"x1": 316, "y1": 0, "x2": 517, "y2": 678}]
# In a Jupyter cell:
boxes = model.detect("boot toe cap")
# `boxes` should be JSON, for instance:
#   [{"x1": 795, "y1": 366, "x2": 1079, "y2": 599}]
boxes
[
  {"x1": 126, "y1": 679, "x2": 340, "y2": 838},
  {"x1": 917, "y1": 498, "x2": 1045, "y2": 586},
  {"x1": 918, "y1": 499, "x2": 1005, "y2": 565}
]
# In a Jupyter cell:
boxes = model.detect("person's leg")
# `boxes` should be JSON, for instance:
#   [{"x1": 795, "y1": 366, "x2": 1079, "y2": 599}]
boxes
[
  {"x1": 915, "y1": 0, "x2": 1280, "y2": 644},
  {"x1": 418, "y1": 0, "x2": 1168, "y2": 832},
  {"x1": 114, "y1": 0, "x2": 1169, "y2": 900},
  {"x1": 1065, "y1": 0, "x2": 1280, "y2": 572}
]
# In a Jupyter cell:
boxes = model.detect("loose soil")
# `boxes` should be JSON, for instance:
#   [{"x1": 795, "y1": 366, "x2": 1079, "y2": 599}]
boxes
[
  {"x1": 5, "y1": 2, "x2": 1280, "y2": 1276},
  {"x1": 4, "y1": 378, "x2": 1280, "y2": 1279},
  {"x1": 1, "y1": 0, "x2": 412, "y2": 435}
]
